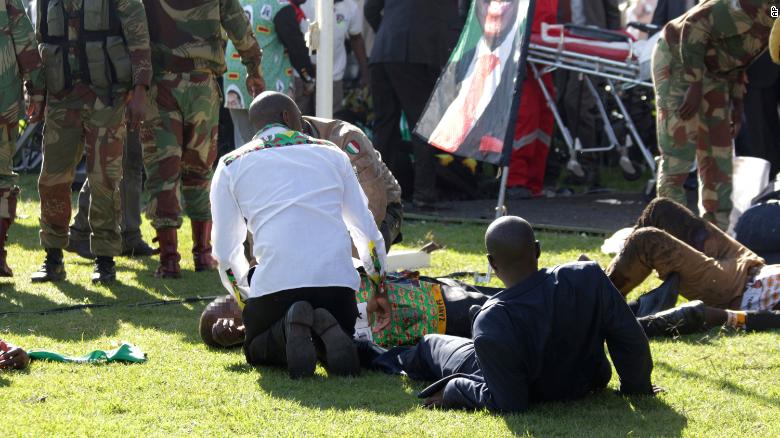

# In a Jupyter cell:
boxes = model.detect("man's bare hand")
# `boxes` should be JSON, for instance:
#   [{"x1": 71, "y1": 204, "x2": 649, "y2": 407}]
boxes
[
  {"x1": 126, "y1": 85, "x2": 147, "y2": 130},
  {"x1": 366, "y1": 287, "x2": 391, "y2": 333},
  {"x1": 422, "y1": 389, "x2": 445, "y2": 409},
  {"x1": 246, "y1": 73, "x2": 266, "y2": 97},
  {"x1": 678, "y1": 81, "x2": 703, "y2": 120},
  {"x1": 0, "y1": 346, "x2": 30, "y2": 370},
  {"x1": 27, "y1": 99, "x2": 45, "y2": 123},
  {"x1": 212, "y1": 318, "x2": 246, "y2": 347}
]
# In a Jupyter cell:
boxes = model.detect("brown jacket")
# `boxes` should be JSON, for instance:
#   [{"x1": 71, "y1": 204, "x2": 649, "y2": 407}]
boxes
[{"x1": 303, "y1": 116, "x2": 402, "y2": 225}]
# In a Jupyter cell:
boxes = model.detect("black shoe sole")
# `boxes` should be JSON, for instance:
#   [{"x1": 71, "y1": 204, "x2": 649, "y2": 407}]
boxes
[
  {"x1": 284, "y1": 302, "x2": 316, "y2": 379},
  {"x1": 312, "y1": 308, "x2": 360, "y2": 377}
]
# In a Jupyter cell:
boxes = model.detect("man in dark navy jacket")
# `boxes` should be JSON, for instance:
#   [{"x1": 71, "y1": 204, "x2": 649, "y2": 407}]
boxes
[{"x1": 378, "y1": 216, "x2": 656, "y2": 412}]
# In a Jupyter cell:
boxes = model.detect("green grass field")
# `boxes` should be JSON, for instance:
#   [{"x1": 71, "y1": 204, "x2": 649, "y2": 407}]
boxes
[{"x1": 2, "y1": 175, "x2": 779, "y2": 436}]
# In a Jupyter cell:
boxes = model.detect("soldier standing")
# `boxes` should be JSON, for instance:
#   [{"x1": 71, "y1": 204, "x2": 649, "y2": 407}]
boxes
[
  {"x1": 141, "y1": 0, "x2": 263, "y2": 278},
  {"x1": 32, "y1": 0, "x2": 151, "y2": 283},
  {"x1": 653, "y1": 0, "x2": 776, "y2": 230},
  {"x1": 0, "y1": 0, "x2": 45, "y2": 276}
]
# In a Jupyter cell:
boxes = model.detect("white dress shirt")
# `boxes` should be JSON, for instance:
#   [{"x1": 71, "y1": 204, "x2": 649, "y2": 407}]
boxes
[{"x1": 210, "y1": 125, "x2": 387, "y2": 304}]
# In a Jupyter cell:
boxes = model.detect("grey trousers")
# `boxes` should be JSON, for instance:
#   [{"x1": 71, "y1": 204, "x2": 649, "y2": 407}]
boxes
[
  {"x1": 293, "y1": 77, "x2": 344, "y2": 117},
  {"x1": 70, "y1": 130, "x2": 144, "y2": 244}
]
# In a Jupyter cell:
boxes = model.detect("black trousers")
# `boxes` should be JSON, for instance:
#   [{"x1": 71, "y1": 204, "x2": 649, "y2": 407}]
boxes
[
  {"x1": 374, "y1": 334, "x2": 612, "y2": 402},
  {"x1": 242, "y1": 286, "x2": 359, "y2": 356},
  {"x1": 438, "y1": 279, "x2": 496, "y2": 338},
  {"x1": 370, "y1": 62, "x2": 440, "y2": 202}
]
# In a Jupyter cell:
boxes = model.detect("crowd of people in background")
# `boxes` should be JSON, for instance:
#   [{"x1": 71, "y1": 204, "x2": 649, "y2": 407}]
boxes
[{"x1": 225, "y1": 0, "x2": 780, "y2": 206}]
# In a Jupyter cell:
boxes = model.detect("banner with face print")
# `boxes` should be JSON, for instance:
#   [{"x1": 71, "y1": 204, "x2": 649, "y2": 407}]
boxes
[
  {"x1": 414, "y1": 0, "x2": 535, "y2": 165},
  {"x1": 224, "y1": 0, "x2": 295, "y2": 110}
]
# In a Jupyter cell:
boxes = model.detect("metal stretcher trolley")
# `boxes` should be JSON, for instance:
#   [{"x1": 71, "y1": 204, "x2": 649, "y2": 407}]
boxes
[{"x1": 527, "y1": 22, "x2": 660, "y2": 190}]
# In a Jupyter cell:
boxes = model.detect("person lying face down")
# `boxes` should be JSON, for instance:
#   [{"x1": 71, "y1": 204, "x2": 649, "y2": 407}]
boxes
[
  {"x1": 374, "y1": 216, "x2": 657, "y2": 413},
  {"x1": 0, "y1": 339, "x2": 29, "y2": 370},
  {"x1": 199, "y1": 270, "x2": 497, "y2": 349}
]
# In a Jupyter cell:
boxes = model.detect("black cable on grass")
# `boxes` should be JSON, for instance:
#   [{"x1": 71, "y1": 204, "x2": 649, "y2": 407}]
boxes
[{"x1": 0, "y1": 295, "x2": 221, "y2": 317}]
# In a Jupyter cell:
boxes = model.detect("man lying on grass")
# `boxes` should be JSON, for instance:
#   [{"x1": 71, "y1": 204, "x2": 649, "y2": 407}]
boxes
[
  {"x1": 605, "y1": 198, "x2": 780, "y2": 334},
  {"x1": 199, "y1": 271, "x2": 498, "y2": 349},
  {"x1": 0, "y1": 339, "x2": 29, "y2": 370},
  {"x1": 375, "y1": 216, "x2": 658, "y2": 413},
  {"x1": 210, "y1": 91, "x2": 389, "y2": 379}
]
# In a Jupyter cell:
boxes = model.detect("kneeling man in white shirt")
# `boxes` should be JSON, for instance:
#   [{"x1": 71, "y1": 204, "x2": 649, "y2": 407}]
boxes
[{"x1": 210, "y1": 91, "x2": 389, "y2": 378}]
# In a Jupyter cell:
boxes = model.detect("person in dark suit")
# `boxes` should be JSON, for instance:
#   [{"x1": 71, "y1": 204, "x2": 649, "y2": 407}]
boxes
[
  {"x1": 736, "y1": 52, "x2": 780, "y2": 177},
  {"x1": 651, "y1": 0, "x2": 696, "y2": 29},
  {"x1": 375, "y1": 216, "x2": 657, "y2": 412},
  {"x1": 365, "y1": 0, "x2": 463, "y2": 208}
]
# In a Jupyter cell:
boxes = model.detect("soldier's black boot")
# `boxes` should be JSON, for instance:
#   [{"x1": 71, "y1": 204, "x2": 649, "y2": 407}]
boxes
[
  {"x1": 92, "y1": 256, "x2": 116, "y2": 284},
  {"x1": 629, "y1": 273, "x2": 680, "y2": 317},
  {"x1": 31, "y1": 248, "x2": 66, "y2": 283},
  {"x1": 312, "y1": 307, "x2": 360, "y2": 376},
  {"x1": 638, "y1": 300, "x2": 706, "y2": 338}
]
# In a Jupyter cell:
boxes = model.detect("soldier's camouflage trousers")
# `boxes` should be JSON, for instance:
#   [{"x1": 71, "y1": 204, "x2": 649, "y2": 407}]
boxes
[
  {"x1": 141, "y1": 71, "x2": 219, "y2": 229},
  {"x1": 38, "y1": 90, "x2": 126, "y2": 256},
  {"x1": 0, "y1": 102, "x2": 20, "y2": 220},
  {"x1": 653, "y1": 37, "x2": 733, "y2": 230}
]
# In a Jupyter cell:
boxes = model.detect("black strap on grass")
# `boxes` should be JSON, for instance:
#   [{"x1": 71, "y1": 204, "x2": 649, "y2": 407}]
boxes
[{"x1": 0, "y1": 296, "x2": 221, "y2": 317}]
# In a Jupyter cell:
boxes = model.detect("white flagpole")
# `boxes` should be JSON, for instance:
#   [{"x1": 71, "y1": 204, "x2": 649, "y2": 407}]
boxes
[{"x1": 315, "y1": 0, "x2": 334, "y2": 118}]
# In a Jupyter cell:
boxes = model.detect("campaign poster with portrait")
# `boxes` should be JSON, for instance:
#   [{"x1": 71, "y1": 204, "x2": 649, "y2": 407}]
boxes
[{"x1": 414, "y1": 0, "x2": 534, "y2": 165}]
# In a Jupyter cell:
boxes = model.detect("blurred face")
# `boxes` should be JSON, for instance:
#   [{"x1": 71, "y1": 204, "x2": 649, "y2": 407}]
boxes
[
  {"x1": 227, "y1": 91, "x2": 242, "y2": 109},
  {"x1": 475, "y1": 0, "x2": 519, "y2": 48}
]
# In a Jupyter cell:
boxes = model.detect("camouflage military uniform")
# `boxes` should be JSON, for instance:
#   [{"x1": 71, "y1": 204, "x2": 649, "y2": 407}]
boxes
[
  {"x1": 36, "y1": 0, "x2": 152, "y2": 257},
  {"x1": 653, "y1": 0, "x2": 775, "y2": 230},
  {"x1": 141, "y1": 0, "x2": 262, "y2": 277},
  {"x1": 0, "y1": 0, "x2": 44, "y2": 275},
  {"x1": 141, "y1": 0, "x2": 262, "y2": 230}
]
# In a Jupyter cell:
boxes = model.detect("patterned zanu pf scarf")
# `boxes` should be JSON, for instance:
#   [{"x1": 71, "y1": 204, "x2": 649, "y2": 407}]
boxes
[{"x1": 222, "y1": 124, "x2": 336, "y2": 166}]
